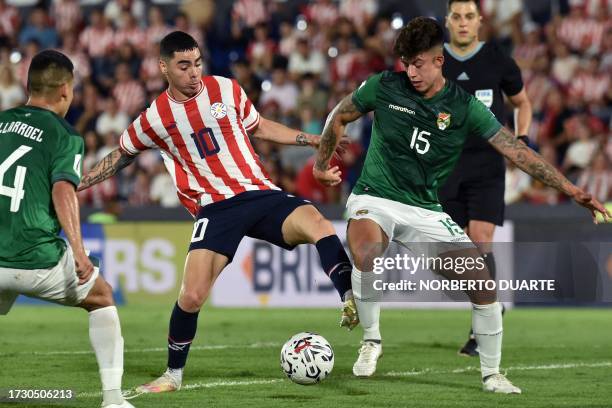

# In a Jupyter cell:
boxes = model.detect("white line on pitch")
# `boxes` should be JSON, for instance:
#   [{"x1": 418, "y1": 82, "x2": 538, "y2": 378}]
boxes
[
  {"x1": 383, "y1": 361, "x2": 612, "y2": 377},
  {"x1": 75, "y1": 361, "x2": 612, "y2": 399},
  {"x1": 0, "y1": 342, "x2": 282, "y2": 357}
]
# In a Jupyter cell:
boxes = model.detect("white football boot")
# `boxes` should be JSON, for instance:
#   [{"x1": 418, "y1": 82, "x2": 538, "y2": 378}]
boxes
[
  {"x1": 482, "y1": 373, "x2": 522, "y2": 394},
  {"x1": 352, "y1": 340, "x2": 383, "y2": 377},
  {"x1": 136, "y1": 370, "x2": 181, "y2": 393}
]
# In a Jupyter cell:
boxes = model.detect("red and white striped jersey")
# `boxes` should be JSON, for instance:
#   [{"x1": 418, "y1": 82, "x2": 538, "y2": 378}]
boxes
[{"x1": 119, "y1": 75, "x2": 279, "y2": 216}]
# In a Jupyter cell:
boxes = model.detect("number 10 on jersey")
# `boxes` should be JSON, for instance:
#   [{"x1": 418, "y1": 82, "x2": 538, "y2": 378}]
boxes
[{"x1": 191, "y1": 128, "x2": 220, "y2": 158}]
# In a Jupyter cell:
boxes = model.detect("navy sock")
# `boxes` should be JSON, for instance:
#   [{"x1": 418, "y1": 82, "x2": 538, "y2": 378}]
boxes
[
  {"x1": 315, "y1": 235, "x2": 353, "y2": 301},
  {"x1": 167, "y1": 302, "x2": 199, "y2": 369}
]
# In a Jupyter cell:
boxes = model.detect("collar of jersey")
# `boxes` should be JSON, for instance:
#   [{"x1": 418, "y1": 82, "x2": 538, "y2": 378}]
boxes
[
  {"x1": 165, "y1": 78, "x2": 205, "y2": 104},
  {"x1": 443, "y1": 41, "x2": 484, "y2": 62},
  {"x1": 421, "y1": 80, "x2": 450, "y2": 104}
]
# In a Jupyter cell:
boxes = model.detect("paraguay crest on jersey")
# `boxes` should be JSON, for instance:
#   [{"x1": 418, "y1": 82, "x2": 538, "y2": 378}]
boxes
[{"x1": 437, "y1": 112, "x2": 451, "y2": 130}]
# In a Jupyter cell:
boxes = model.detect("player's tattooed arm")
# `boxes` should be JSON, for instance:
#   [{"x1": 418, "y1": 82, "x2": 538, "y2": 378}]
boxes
[
  {"x1": 77, "y1": 148, "x2": 136, "y2": 191},
  {"x1": 314, "y1": 93, "x2": 363, "y2": 173},
  {"x1": 489, "y1": 126, "x2": 610, "y2": 222}
]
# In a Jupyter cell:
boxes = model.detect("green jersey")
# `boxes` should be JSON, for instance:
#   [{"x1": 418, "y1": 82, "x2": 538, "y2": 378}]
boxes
[
  {"x1": 352, "y1": 71, "x2": 502, "y2": 211},
  {"x1": 0, "y1": 106, "x2": 83, "y2": 269}
]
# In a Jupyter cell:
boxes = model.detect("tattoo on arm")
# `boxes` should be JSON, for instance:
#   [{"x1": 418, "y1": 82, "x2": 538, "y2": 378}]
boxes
[
  {"x1": 78, "y1": 148, "x2": 136, "y2": 191},
  {"x1": 315, "y1": 93, "x2": 363, "y2": 171},
  {"x1": 489, "y1": 127, "x2": 575, "y2": 195},
  {"x1": 296, "y1": 133, "x2": 309, "y2": 146}
]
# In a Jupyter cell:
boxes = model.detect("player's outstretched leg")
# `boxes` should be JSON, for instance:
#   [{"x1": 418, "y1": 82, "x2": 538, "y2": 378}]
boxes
[
  {"x1": 80, "y1": 276, "x2": 134, "y2": 408},
  {"x1": 347, "y1": 219, "x2": 388, "y2": 377},
  {"x1": 459, "y1": 221, "x2": 506, "y2": 357},
  {"x1": 281, "y1": 205, "x2": 357, "y2": 329},
  {"x1": 136, "y1": 249, "x2": 228, "y2": 394},
  {"x1": 438, "y1": 248, "x2": 520, "y2": 394}
]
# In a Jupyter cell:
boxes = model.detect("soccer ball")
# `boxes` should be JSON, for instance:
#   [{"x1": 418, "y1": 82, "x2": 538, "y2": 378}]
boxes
[{"x1": 280, "y1": 332, "x2": 334, "y2": 385}]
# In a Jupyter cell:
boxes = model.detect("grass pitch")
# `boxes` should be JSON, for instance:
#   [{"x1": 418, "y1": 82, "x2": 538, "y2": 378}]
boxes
[{"x1": 1, "y1": 305, "x2": 610, "y2": 408}]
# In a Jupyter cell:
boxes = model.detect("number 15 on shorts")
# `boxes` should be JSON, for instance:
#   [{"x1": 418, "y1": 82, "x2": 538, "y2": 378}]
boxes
[{"x1": 191, "y1": 218, "x2": 209, "y2": 243}]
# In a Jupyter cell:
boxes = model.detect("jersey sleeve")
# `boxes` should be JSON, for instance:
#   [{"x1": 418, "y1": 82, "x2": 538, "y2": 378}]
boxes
[
  {"x1": 500, "y1": 55, "x2": 524, "y2": 97},
  {"x1": 466, "y1": 96, "x2": 502, "y2": 140},
  {"x1": 233, "y1": 79, "x2": 260, "y2": 132},
  {"x1": 50, "y1": 127, "x2": 84, "y2": 187},
  {"x1": 119, "y1": 110, "x2": 157, "y2": 155},
  {"x1": 352, "y1": 72, "x2": 383, "y2": 113}
]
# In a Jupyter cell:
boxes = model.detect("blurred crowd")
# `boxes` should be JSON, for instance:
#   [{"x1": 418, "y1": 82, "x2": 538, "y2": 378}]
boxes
[{"x1": 0, "y1": 0, "x2": 609, "y2": 212}]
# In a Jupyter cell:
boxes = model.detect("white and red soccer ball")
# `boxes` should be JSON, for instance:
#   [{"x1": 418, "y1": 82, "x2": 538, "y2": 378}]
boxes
[{"x1": 280, "y1": 332, "x2": 334, "y2": 385}]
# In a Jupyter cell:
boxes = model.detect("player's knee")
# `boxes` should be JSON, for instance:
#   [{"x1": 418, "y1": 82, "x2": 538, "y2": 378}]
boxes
[
  {"x1": 80, "y1": 279, "x2": 114, "y2": 311},
  {"x1": 315, "y1": 217, "x2": 336, "y2": 239},
  {"x1": 179, "y1": 290, "x2": 206, "y2": 313}
]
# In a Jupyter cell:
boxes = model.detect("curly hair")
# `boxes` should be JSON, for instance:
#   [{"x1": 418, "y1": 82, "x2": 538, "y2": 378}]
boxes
[{"x1": 393, "y1": 17, "x2": 445, "y2": 61}]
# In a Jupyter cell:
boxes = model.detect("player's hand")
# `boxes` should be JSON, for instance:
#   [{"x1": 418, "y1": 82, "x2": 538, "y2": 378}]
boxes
[
  {"x1": 313, "y1": 165, "x2": 342, "y2": 187},
  {"x1": 74, "y1": 251, "x2": 94, "y2": 285},
  {"x1": 571, "y1": 189, "x2": 611, "y2": 224}
]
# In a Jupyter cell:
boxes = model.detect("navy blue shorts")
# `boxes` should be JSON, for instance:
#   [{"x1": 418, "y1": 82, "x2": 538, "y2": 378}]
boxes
[{"x1": 188, "y1": 190, "x2": 311, "y2": 262}]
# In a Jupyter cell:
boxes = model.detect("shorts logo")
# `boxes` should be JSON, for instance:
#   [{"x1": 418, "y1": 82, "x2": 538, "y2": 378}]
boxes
[
  {"x1": 437, "y1": 112, "x2": 451, "y2": 130},
  {"x1": 210, "y1": 102, "x2": 227, "y2": 119},
  {"x1": 356, "y1": 209, "x2": 369, "y2": 216}
]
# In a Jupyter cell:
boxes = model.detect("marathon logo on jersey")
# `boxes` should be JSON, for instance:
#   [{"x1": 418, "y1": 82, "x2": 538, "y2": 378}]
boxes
[
  {"x1": 436, "y1": 112, "x2": 451, "y2": 130},
  {"x1": 210, "y1": 102, "x2": 227, "y2": 119},
  {"x1": 475, "y1": 89, "x2": 493, "y2": 108},
  {"x1": 388, "y1": 104, "x2": 415, "y2": 115}
]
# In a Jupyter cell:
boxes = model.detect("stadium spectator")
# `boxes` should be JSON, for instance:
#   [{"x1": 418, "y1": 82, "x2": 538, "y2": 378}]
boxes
[
  {"x1": 150, "y1": 161, "x2": 181, "y2": 207},
  {"x1": 59, "y1": 31, "x2": 91, "y2": 86},
  {"x1": 339, "y1": 0, "x2": 377, "y2": 38},
  {"x1": 504, "y1": 160, "x2": 532, "y2": 204},
  {"x1": 79, "y1": 9, "x2": 114, "y2": 78},
  {"x1": 260, "y1": 65, "x2": 299, "y2": 117},
  {"x1": 562, "y1": 120, "x2": 599, "y2": 174},
  {"x1": 232, "y1": 0, "x2": 267, "y2": 30},
  {"x1": 96, "y1": 97, "x2": 130, "y2": 137},
  {"x1": 246, "y1": 22, "x2": 275, "y2": 76},
  {"x1": 277, "y1": 20, "x2": 297, "y2": 57},
  {"x1": 111, "y1": 62, "x2": 145, "y2": 117},
  {"x1": 569, "y1": 56, "x2": 610, "y2": 103},
  {"x1": 50, "y1": 0, "x2": 82, "y2": 36},
  {"x1": 577, "y1": 151, "x2": 611, "y2": 203},
  {"x1": 0, "y1": 0, "x2": 20, "y2": 39},
  {"x1": 113, "y1": 11, "x2": 146, "y2": 54},
  {"x1": 305, "y1": 0, "x2": 339, "y2": 28},
  {"x1": 145, "y1": 6, "x2": 174, "y2": 49},
  {"x1": 288, "y1": 37, "x2": 326, "y2": 80},
  {"x1": 140, "y1": 43, "x2": 165, "y2": 93},
  {"x1": 0, "y1": 63, "x2": 24, "y2": 110},
  {"x1": 18, "y1": 7, "x2": 58, "y2": 49},
  {"x1": 104, "y1": 0, "x2": 146, "y2": 28},
  {"x1": 551, "y1": 42, "x2": 580, "y2": 87}
]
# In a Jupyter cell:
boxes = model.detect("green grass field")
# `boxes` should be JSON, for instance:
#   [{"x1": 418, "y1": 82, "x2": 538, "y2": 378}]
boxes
[{"x1": 1, "y1": 305, "x2": 611, "y2": 408}]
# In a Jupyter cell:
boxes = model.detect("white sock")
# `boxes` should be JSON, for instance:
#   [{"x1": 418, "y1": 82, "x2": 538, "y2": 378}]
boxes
[
  {"x1": 472, "y1": 302, "x2": 503, "y2": 379},
  {"x1": 352, "y1": 267, "x2": 381, "y2": 341},
  {"x1": 89, "y1": 306, "x2": 124, "y2": 406}
]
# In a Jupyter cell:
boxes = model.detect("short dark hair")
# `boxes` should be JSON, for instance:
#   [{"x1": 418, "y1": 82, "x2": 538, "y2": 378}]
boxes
[
  {"x1": 393, "y1": 17, "x2": 444, "y2": 61},
  {"x1": 160, "y1": 31, "x2": 199, "y2": 60},
  {"x1": 448, "y1": 0, "x2": 481, "y2": 12},
  {"x1": 27, "y1": 49, "x2": 73, "y2": 96}
]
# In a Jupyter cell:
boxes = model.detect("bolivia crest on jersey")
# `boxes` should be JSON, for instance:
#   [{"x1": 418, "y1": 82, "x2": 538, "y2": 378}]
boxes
[
  {"x1": 437, "y1": 112, "x2": 451, "y2": 130},
  {"x1": 210, "y1": 102, "x2": 227, "y2": 119}
]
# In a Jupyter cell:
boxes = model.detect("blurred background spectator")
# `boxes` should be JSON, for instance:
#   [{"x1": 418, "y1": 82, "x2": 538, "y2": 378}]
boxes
[{"x1": 0, "y1": 0, "x2": 608, "y2": 211}]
